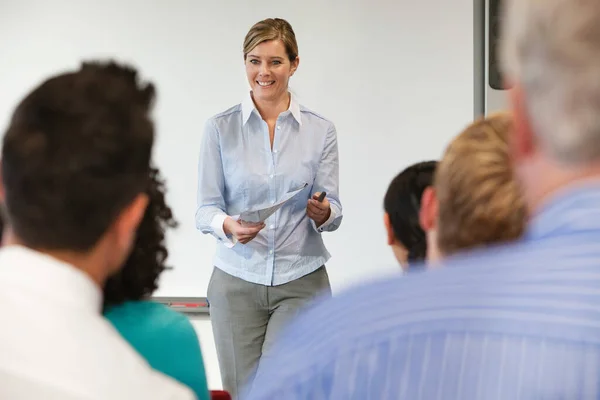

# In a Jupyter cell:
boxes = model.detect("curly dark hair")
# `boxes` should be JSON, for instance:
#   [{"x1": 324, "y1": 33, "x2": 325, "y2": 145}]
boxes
[
  {"x1": 103, "y1": 166, "x2": 178, "y2": 307},
  {"x1": 384, "y1": 161, "x2": 437, "y2": 264}
]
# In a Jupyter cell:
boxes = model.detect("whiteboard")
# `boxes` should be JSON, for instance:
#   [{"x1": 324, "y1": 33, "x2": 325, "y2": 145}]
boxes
[{"x1": 0, "y1": 0, "x2": 474, "y2": 297}]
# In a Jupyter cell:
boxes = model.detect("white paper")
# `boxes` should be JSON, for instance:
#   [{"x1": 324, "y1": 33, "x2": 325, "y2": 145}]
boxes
[{"x1": 239, "y1": 183, "x2": 308, "y2": 223}]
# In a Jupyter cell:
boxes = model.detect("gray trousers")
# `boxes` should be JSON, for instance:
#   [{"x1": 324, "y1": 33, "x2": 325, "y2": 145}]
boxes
[{"x1": 207, "y1": 266, "x2": 331, "y2": 399}]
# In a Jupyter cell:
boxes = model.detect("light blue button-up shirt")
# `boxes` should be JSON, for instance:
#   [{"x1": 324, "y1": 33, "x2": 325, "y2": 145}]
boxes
[
  {"x1": 246, "y1": 183, "x2": 600, "y2": 399},
  {"x1": 195, "y1": 92, "x2": 342, "y2": 286}
]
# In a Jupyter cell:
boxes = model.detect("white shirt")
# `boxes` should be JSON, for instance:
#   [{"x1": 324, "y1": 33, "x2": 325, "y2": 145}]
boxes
[{"x1": 0, "y1": 246, "x2": 196, "y2": 400}]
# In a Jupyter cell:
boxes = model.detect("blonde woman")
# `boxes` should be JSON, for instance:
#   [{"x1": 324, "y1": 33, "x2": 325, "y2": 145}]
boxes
[{"x1": 195, "y1": 18, "x2": 342, "y2": 397}]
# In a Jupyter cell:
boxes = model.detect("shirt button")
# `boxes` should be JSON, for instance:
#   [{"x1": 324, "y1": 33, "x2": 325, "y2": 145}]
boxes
[
  {"x1": 270, "y1": 225, "x2": 275, "y2": 229},
  {"x1": 273, "y1": 149, "x2": 278, "y2": 153},
  {"x1": 277, "y1": 126, "x2": 281, "y2": 130},
  {"x1": 269, "y1": 250, "x2": 273, "y2": 254},
  {"x1": 269, "y1": 174, "x2": 274, "y2": 178}
]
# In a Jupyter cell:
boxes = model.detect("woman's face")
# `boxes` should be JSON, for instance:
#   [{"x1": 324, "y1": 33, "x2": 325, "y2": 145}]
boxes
[{"x1": 245, "y1": 39, "x2": 298, "y2": 103}]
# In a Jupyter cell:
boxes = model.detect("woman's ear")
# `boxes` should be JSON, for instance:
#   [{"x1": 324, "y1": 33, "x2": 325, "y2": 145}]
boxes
[{"x1": 290, "y1": 56, "x2": 300, "y2": 76}]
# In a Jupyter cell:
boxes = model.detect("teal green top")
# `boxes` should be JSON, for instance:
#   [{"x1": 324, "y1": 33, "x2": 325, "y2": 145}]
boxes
[{"x1": 104, "y1": 301, "x2": 210, "y2": 400}]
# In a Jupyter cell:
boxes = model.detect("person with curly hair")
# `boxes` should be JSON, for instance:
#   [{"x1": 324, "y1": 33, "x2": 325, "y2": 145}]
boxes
[
  {"x1": 104, "y1": 166, "x2": 210, "y2": 400},
  {"x1": 383, "y1": 161, "x2": 437, "y2": 269}
]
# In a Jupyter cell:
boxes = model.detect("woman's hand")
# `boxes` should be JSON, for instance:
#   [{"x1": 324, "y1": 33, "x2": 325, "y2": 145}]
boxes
[
  {"x1": 307, "y1": 192, "x2": 331, "y2": 227},
  {"x1": 223, "y1": 217, "x2": 265, "y2": 244}
]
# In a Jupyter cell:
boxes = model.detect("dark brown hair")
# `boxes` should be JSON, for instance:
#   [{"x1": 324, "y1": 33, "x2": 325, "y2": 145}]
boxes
[{"x1": 1, "y1": 60, "x2": 155, "y2": 251}]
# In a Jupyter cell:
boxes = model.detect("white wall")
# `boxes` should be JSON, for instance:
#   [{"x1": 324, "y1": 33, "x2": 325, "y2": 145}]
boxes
[
  {"x1": 0, "y1": 0, "x2": 474, "y2": 298},
  {"x1": 189, "y1": 316, "x2": 222, "y2": 390}
]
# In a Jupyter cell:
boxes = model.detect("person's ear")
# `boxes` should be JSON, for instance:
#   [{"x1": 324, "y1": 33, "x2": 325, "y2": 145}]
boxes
[
  {"x1": 419, "y1": 186, "x2": 438, "y2": 232},
  {"x1": 111, "y1": 193, "x2": 148, "y2": 258},
  {"x1": 509, "y1": 84, "x2": 535, "y2": 162},
  {"x1": 290, "y1": 56, "x2": 300, "y2": 76},
  {"x1": 383, "y1": 212, "x2": 395, "y2": 246}
]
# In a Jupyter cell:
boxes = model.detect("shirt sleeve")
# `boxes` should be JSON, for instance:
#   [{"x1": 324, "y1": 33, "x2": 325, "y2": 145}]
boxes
[
  {"x1": 310, "y1": 122, "x2": 343, "y2": 233},
  {"x1": 195, "y1": 119, "x2": 234, "y2": 247}
]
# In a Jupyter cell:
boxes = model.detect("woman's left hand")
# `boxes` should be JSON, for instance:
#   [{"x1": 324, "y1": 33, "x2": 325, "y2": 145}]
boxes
[{"x1": 307, "y1": 192, "x2": 331, "y2": 227}]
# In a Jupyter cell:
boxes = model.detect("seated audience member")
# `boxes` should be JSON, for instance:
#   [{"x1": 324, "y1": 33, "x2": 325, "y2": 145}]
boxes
[
  {"x1": 0, "y1": 61, "x2": 195, "y2": 399},
  {"x1": 245, "y1": 0, "x2": 600, "y2": 397},
  {"x1": 383, "y1": 161, "x2": 437, "y2": 268},
  {"x1": 103, "y1": 165, "x2": 210, "y2": 400},
  {"x1": 419, "y1": 111, "x2": 527, "y2": 262}
]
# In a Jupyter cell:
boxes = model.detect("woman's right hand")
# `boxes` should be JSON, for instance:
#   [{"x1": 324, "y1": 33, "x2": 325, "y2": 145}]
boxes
[{"x1": 223, "y1": 217, "x2": 265, "y2": 244}]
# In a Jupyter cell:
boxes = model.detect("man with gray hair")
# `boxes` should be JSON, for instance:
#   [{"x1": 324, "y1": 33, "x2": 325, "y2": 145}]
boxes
[{"x1": 245, "y1": 0, "x2": 600, "y2": 398}]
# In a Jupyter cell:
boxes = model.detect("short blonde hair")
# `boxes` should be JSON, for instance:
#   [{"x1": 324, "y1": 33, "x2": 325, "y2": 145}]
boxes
[
  {"x1": 434, "y1": 112, "x2": 526, "y2": 255},
  {"x1": 243, "y1": 18, "x2": 298, "y2": 61}
]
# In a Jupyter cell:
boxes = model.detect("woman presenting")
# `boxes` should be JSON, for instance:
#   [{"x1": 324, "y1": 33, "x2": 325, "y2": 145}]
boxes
[{"x1": 195, "y1": 17, "x2": 342, "y2": 398}]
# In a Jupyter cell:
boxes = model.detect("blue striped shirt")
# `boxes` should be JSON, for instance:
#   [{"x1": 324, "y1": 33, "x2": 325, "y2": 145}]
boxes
[
  {"x1": 246, "y1": 183, "x2": 600, "y2": 399},
  {"x1": 195, "y1": 92, "x2": 342, "y2": 286}
]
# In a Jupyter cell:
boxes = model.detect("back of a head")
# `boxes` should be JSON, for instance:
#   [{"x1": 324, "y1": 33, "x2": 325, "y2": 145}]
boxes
[
  {"x1": 384, "y1": 161, "x2": 437, "y2": 263},
  {"x1": 435, "y1": 112, "x2": 526, "y2": 255},
  {"x1": 1, "y1": 61, "x2": 155, "y2": 251},
  {"x1": 501, "y1": 0, "x2": 600, "y2": 165}
]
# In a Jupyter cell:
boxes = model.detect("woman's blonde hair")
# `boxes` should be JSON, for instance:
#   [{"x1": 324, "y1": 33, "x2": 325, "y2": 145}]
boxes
[
  {"x1": 243, "y1": 18, "x2": 298, "y2": 61},
  {"x1": 434, "y1": 111, "x2": 527, "y2": 255}
]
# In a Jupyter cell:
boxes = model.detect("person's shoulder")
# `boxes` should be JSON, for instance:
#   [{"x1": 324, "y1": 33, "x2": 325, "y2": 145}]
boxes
[
  {"x1": 106, "y1": 301, "x2": 201, "y2": 362},
  {"x1": 299, "y1": 104, "x2": 335, "y2": 127},
  {"x1": 209, "y1": 103, "x2": 242, "y2": 121},
  {"x1": 94, "y1": 308, "x2": 197, "y2": 399},
  {"x1": 104, "y1": 300, "x2": 155, "y2": 320},
  {"x1": 266, "y1": 242, "x2": 535, "y2": 360},
  {"x1": 140, "y1": 302, "x2": 200, "y2": 344},
  {"x1": 299, "y1": 104, "x2": 330, "y2": 121},
  {"x1": 249, "y1": 246, "x2": 526, "y2": 387},
  {"x1": 106, "y1": 301, "x2": 194, "y2": 333},
  {"x1": 204, "y1": 103, "x2": 242, "y2": 132}
]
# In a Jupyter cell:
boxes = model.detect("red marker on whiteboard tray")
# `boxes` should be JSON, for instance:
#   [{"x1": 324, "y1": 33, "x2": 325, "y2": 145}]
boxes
[{"x1": 170, "y1": 302, "x2": 207, "y2": 308}]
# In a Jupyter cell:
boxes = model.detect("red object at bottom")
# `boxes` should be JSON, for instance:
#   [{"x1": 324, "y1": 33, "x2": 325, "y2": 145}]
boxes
[{"x1": 210, "y1": 390, "x2": 231, "y2": 400}]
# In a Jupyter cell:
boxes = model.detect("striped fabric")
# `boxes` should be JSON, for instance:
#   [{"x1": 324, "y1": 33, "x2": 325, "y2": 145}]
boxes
[{"x1": 245, "y1": 183, "x2": 600, "y2": 399}]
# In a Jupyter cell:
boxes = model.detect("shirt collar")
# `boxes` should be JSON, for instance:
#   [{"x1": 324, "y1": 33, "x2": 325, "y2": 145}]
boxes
[
  {"x1": 0, "y1": 245, "x2": 103, "y2": 313},
  {"x1": 242, "y1": 91, "x2": 302, "y2": 126},
  {"x1": 525, "y1": 179, "x2": 600, "y2": 241}
]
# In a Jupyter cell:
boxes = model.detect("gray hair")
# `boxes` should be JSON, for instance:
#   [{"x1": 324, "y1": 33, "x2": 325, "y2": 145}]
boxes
[{"x1": 501, "y1": 0, "x2": 600, "y2": 165}]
